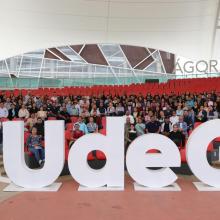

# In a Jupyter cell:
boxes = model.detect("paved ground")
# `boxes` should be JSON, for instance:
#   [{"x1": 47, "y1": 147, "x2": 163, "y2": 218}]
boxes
[
  {"x1": 0, "y1": 181, "x2": 20, "y2": 203},
  {"x1": 0, "y1": 174, "x2": 220, "y2": 220}
]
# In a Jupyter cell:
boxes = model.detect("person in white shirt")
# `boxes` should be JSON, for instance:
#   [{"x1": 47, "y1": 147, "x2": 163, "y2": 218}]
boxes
[
  {"x1": 24, "y1": 92, "x2": 30, "y2": 104},
  {"x1": 37, "y1": 106, "x2": 47, "y2": 120},
  {"x1": 208, "y1": 99, "x2": 214, "y2": 107},
  {"x1": 51, "y1": 93, "x2": 58, "y2": 102},
  {"x1": 0, "y1": 102, "x2": 8, "y2": 118},
  {"x1": 123, "y1": 111, "x2": 135, "y2": 124},
  {"x1": 207, "y1": 106, "x2": 218, "y2": 120},
  {"x1": 170, "y1": 111, "x2": 179, "y2": 127},
  {"x1": 18, "y1": 105, "x2": 30, "y2": 119},
  {"x1": 4, "y1": 98, "x2": 12, "y2": 110},
  {"x1": 107, "y1": 102, "x2": 115, "y2": 116},
  {"x1": 90, "y1": 107, "x2": 100, "y2": 116}
]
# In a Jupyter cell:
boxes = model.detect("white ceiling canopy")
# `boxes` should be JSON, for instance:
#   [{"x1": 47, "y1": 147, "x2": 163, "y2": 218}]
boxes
[{"x1": 0, "y1": 0, "x2": 219, "y2": 60}]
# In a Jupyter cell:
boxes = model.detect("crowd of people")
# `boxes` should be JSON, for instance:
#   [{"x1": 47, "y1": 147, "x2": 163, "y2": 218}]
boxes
[{"x1": 0, "y1": 90, "x2": 220, "y2": 164}]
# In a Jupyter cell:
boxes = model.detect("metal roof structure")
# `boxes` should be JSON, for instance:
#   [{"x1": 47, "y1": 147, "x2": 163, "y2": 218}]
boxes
[{"x1": 0, "y1": 44, "x2": 175, "y2": 84}]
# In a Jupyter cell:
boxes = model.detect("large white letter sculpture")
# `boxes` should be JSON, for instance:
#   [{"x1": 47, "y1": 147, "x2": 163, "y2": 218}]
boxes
[
  {"x1": 187, "y1": 119, "x2": 220, "y2": 188},
  {"x1": 68, "y1": 117, "x2": 124, "y2": 189},
  {"x1": 126, "y1": 133, "x2": 181, "y2": 188},
  {"x1": 3, "y1": 121, "x2": 65, "y2": 188}
]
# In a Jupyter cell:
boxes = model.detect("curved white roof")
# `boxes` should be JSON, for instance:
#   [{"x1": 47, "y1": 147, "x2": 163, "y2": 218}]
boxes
[{"x1": 0, "y1": 0, "x2": 219, "y2": 60}]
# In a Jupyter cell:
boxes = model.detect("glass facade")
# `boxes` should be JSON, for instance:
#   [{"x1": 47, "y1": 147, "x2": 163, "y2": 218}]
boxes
[{"x1": 0, "y1": 44, "x2": 219, "y2": 89}]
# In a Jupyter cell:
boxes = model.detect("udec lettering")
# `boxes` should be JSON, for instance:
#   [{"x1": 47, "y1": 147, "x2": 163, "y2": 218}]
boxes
[{"x1": 2, "y1": 118, "x2": 220, "y2": 190}]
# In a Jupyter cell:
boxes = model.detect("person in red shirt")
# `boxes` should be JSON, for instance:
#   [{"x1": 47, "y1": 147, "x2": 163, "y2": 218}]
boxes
[{"x1": 69, "y1": 123, "x2": 84, "y2": 148}]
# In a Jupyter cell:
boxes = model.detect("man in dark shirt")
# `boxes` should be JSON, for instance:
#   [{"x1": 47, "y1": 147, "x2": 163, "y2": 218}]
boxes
[
  {"x1": 45, "y1": 101, "x2": 53, "y2": 114},
  {"x1": 169, "y1": 124, "x2": 185, "y2": 147},
  {"x1": 8, "y1": 104, "x2": 18, "y2": 120},
  {"x1": 57, "y1": 107, "x2": 71, "y2": 124},
  {"x1": 183, "y1": 110, "x2": 193, "y2": 130},
  {"x1": 48, "y1": 102, "x2": 59, "y2": 117},
  {"x1": 164, "y1": 105, "x2": 173, "y2": 117},
  {"x1": 35, "y1": 118, "x2": 45, "y2": 138},
  {"x1": 146, "y1": 115, "x2": 161, "y2": 133},
  {"x1": 29, "y1": 103, "x2": 39, "y2": 115},
  {"x1": 98, "y1": 102, "x2": 106, "y2": 116},
  {"x1": 161, "y1": 117, "x2": 172, "y2": 136}
]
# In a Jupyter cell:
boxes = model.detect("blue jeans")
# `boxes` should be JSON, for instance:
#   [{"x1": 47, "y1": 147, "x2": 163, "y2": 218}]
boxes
[{"x1": 29, "y1": 146, "x2": 45, "y2": 162}]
